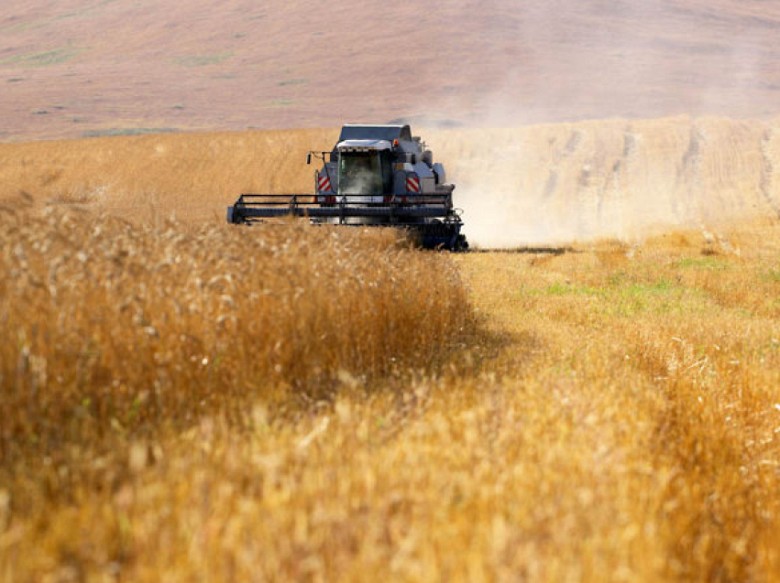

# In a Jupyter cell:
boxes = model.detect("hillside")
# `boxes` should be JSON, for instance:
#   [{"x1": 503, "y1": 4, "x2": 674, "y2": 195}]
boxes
[{"x1": 2, "y1": 0, "x2": 780, "y2": 141}]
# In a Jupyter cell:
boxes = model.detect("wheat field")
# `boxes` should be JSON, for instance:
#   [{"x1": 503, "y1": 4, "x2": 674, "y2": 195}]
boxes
[
  {"x1": 1, "y1": 119, "x2": 780, "y2": 581},
  {"x1": 1, "y1": 116, "x2": 779, "y2": 245}
]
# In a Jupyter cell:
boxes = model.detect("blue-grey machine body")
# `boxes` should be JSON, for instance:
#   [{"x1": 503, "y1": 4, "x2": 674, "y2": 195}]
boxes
[{"x1": 226, "y1": 124, "x2": 468, "y2": 251}]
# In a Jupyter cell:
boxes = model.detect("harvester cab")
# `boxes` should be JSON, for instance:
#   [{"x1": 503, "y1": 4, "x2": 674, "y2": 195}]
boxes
[{"x1": 227, "y1": 124, "x2": 468, "y2": 251}]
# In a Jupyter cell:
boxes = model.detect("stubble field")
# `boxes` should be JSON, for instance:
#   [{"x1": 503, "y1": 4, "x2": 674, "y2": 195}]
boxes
[{"x1": 1, "y1": 120, "x2": 780, "y2": 581}]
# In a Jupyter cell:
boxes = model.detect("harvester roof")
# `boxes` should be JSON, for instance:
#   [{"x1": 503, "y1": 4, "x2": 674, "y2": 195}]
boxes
[
  {"x1": 338, "y1": 124, "x2": 412, "y2": 143},
  {"x1": 336, "y1": 139, "x2": 393, "y2": 152}
]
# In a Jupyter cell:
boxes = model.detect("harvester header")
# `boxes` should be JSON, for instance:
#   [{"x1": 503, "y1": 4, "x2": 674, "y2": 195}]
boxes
[{"x1": 227, "y1": 124, "x2": 468, "y2": 251}]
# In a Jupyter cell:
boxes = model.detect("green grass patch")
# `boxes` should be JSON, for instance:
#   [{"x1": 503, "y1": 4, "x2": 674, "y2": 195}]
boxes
[
  {"x1": 269, "y1": 99, "x2": 294, "y2": 108},
  {"x1": 533, "y1": 277, "x2": 703, "y2": 318},
  {"x1": 81, "y1": 128, "x2": 179, "y2": 138},
  {"x1": 56, "y1": 0, "x2": 120, "y2": 21},
  {"x1": 623, "y1": 280, "x2": 676, "y2": 295},
  {"x1": 175, "y1": 52, "x2": 233, "y2": 67},
  {"x1": 0, "y1": 19, "x2": 45, "y2": 35},
  {"x1": 607, "y1": 279, "x2": 686, "y2": 316},
  {"x1": 676, "y1": 256, "x2": 730, "y2": 271},
  {"x1": 542, "y1": 282, "x2": 604, "y2": 297},
  {"x1": 0, "y1": 47, "x2": 83, "y2": 68},
  {"x1": 764, "y1": 269, "x2": 780, "y2": 283},
  {"x1": 278, "y1": 78, "x2": 308, "y2": 87}
]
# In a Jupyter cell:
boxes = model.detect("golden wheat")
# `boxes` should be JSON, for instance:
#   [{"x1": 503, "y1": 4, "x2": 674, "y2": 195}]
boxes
[
  {"x1": 0, "y1": 129, "x2": 336, "y2": 226},
  {"x1": 1, "y1": 125, "x2": 780, "y2": 581},
  {"x1": 0, "y1": 200, "x2": 473, "y2": 488}
]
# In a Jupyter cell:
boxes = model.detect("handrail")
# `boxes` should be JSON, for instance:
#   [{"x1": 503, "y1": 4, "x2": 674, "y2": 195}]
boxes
[{"x1": 235, "y1": 193, "x2": 453, "y2": 206}]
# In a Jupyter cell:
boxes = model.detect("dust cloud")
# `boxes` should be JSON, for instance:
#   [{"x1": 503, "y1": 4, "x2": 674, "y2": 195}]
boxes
[
  {"x1": 413, "y1": 1, "x2": 780, "y2": 248},
  {"x1": 351, "y1": 24, "x2": 778, "y2": 249},
  {"x1": 431, "y1": 117, "x2": 780, "y2": 248}
]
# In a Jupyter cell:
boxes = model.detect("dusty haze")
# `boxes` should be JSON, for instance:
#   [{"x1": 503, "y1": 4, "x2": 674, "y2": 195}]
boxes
[{"x1": 431, "y1": 117, "x2": 780, "y2": 246}]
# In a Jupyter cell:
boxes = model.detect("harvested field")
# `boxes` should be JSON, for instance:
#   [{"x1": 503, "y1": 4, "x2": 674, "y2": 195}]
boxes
[{"x1": 1, "y1": 122, "x2": 780, "y2": 581}]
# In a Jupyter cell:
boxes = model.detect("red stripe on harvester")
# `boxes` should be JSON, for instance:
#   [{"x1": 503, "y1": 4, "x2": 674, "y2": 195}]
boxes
[{"x1": 318, "y1": 175, "x2": 331, "y2": 192}]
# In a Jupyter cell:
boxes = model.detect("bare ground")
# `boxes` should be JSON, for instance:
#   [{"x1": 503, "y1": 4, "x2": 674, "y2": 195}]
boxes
[{"x1": 2, "y1": 0, "x2": 780, "y2": 142}]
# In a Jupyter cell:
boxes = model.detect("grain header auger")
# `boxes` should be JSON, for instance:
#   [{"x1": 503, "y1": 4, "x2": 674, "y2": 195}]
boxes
[{"x1": 227, "y1": 124, "x2": 468, "y2": 251}]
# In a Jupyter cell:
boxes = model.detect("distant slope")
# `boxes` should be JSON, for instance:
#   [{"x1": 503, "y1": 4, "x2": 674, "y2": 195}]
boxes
[
  {"x1": 2, "y1": 117, "x2": 778, "y2": 246},
  {"x1": 1, "y1": 0, "x2": 780, "y2": 141}
]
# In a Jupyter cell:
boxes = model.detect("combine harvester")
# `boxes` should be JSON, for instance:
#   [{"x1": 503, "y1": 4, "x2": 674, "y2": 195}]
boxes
[{"x1": 227, "y1": 124, "x2": 468, "y2": 251}]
